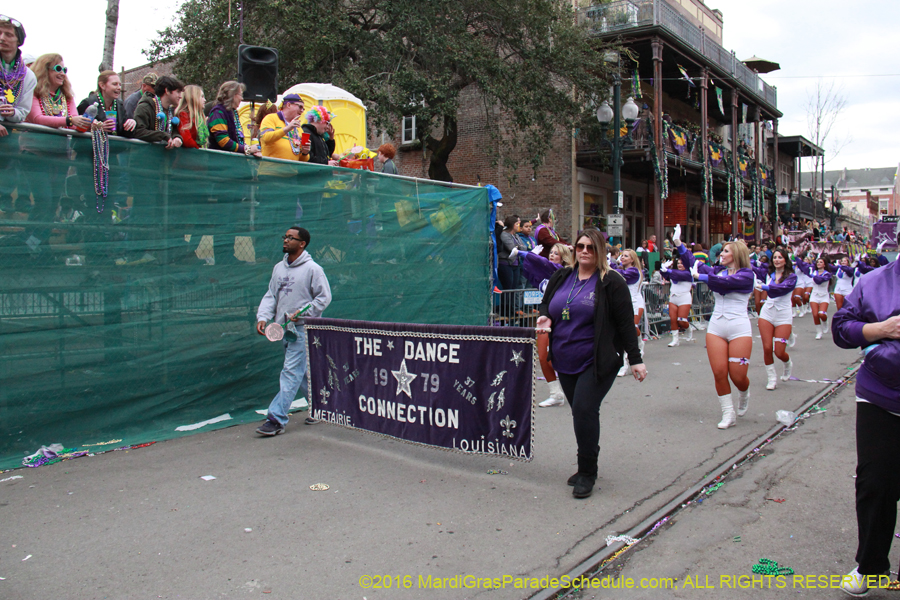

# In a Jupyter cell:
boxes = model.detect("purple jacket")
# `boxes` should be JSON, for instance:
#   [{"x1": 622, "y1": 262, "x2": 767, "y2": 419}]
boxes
[
  {"x1": 676, "y1": 244, "x2": 754, "y2": 295},
  {"x1": 750, "y1": 261, "x2": 769, "y2": 280},
  {"x1": 762, "y1": 272, "x2": 798, "y2": 298},
  {"x1": 521, "y1": 252, "x2": 562, "y2": 291},
  {"x1": 794, "y1": 258, "x2": 812, "y2": 276},
  {"x1": 832, "y1": 260, "x2": 900, "y2": 413},
  {"x1": 661, "y1": 268, "x2": 693, "y2": 283},
  {"x1": 811, "y1": 269, "x2": 833, "y2": 285},
  {"x1": 611, "y1": 266, "x2": 640, "y2": 284}
]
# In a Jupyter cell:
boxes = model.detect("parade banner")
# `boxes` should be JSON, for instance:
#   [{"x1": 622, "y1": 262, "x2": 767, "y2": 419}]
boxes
[
  {"x1": 305, "y1": 318, "x2": 536, "y2": 460},
  {"x1": 872, "y1": 221, "x2": 898, "y2": 249}
]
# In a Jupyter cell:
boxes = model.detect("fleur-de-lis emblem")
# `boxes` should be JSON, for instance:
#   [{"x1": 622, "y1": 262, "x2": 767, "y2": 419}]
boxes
[{"x1": 501, "y1": 415, "x2": 516, "y2": 438}]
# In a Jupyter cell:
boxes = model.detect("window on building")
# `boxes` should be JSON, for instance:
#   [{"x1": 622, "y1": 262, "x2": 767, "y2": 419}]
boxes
[{"x1": 401, "y1": 116, "x2": 417, "y2": 145}]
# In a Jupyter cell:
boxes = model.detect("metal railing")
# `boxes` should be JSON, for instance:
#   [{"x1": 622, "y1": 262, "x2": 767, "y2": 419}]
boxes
[{"x1": 578, "y1": 0, "x2": 777, "y2": 109}]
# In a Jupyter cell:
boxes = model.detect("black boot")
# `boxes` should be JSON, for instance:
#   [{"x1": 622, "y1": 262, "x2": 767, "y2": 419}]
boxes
[{"x1": 572, "y1": 453, "x2": 598, "y2": 499}]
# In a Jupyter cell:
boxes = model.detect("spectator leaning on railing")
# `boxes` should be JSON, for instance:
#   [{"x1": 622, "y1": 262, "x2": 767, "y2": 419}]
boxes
[
  {"x1": 26, "y1": 54, "x2": 89, "y2": 131},
  {"x1": 208, "y1": 80, "x2": 259, "y2": 157},
  {"x1": 0, "y1": 14, "x2": 36, "y2": 136},
  {"x1": 175, "y1": 85, "x2": 209, "y2": 149},
  {"x1": 77, "y1": 70, "x2": 136, "y2": 137},
  {"x1": 133, "y1": 75, "x2": 184, "y2": 149},
  {"x1": 123, "y1": 72, "x2": 157, "y2": 121}
]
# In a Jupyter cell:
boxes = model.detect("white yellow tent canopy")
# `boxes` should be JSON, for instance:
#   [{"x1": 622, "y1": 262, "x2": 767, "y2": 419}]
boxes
[{"x1": 237, "y1": 83, "x2": 367, "y2": 157}]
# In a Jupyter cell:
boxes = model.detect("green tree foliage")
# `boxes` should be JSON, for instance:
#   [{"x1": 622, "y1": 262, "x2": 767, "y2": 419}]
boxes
[{"x1": 147, "y1": 0, "x2": 615, "y2": 181}]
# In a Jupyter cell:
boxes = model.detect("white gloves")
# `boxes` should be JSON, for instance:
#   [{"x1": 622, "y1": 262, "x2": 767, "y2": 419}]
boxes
[
  {"x1": 673, "y1": 224, "x2": 682, "y2": 244},
  {"x1": 690, "y1": 262, "x2": 700, "y2": 280},
  {"x1": 660, "y1": 260, "x2": 672, "y2": 272},
  {"x1": 877, "y1": 239, "x2": 888, "y2": 252},
  {"x1": 531, "y1": 244, "x2": 544, "y2": 255},
  {"x1": 754, "y1": 278, "x2": 763, "y2": 290},
  {"x1": 509, "y1": 247, "x2": 519, "y2": 260}
]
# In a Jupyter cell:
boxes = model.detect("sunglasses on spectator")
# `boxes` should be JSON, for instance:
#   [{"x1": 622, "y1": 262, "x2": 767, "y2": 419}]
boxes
[
  {"x1": 282, "y1": 235, "x2": 301, "y2": 242},
  {"x1": 52, "y1": 65, "x2": 67, "y2": 74},
  {"x1": 575, "y1": 243, "x2": 595, "y2": 253},
  {"x1": 0, "y1": 15, "x2": 23, "y2": 28}
]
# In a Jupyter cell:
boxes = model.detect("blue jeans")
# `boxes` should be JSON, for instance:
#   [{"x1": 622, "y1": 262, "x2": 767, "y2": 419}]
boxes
[{"x1": 266, "y1": 327, "x2": 308, "y2": 426}]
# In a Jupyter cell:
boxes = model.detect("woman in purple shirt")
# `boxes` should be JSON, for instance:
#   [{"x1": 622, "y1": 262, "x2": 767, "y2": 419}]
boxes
[
  {"x1": 831, "y1": 242, "x2": 900, "y2": 596},
  {"x1": 536, "y1": 229, "x2": 647, "y2": 499}
]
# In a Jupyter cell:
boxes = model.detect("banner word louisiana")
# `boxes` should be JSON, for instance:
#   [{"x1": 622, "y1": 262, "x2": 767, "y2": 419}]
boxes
[{"x1": 305, "y1": 318, "x2": 536, "y2": 460}]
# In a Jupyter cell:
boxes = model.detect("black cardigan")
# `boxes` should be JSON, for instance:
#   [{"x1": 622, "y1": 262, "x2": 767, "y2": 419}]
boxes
[{"x1": 539, "y1": 267, "x2": 642, "y2": 380}]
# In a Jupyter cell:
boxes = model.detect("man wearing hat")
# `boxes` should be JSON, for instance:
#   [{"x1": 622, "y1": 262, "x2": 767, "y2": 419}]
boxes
[
  {"x1": 123, "y1": 72, "x2": 158, "y2": 120},
  {"x1": 259, "y1": 94, "x2": 312, "y2": 164},
  {"x1": 0, "y1": 14, "x2": 36, "y2": 131}
]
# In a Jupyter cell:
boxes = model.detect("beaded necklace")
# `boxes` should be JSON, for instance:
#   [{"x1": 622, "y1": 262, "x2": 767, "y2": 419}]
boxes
[
  {"x1": 91, "y1": 128, "x2": 110, "y2": 213},
  {"x1": 278, "y1": 111, "x2": 301, "y2": 155},
  {"x1": 0, "y1": 52, "x2": 26, "y2": 105},
  {"x1": 154, "y1": 96, "x2": 174, "y2": 134},
  {"x1": 561, "y1": 271, "x2": 595, "y2": 320},
  {"x1": 233, "y1": 108, "x2": 244, "y2": 144},
  {"x1": 40, "y1": 88, "x2": 67, "y2": 117}
]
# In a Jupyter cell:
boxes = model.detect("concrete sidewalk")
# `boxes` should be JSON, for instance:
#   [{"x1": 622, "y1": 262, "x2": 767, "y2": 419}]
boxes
[{"x1": 0, "y1": 317, "x2": 865, "y2": 599}]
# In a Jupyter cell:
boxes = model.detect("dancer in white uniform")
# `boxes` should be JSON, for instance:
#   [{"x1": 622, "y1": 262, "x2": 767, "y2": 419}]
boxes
[
  {"x1": 795, "y1": 253, "x2": 814, "y2": 317},
  {"x1": 756, "y1": 248, "x2": 798, "y2": 390},
  {"x1": 796, "y1": 255, "x2": 833, "y2": 339},
  {"x1": 832, "y1": 256, "x2": 855, "y2": 312},
  {"x1": 660, "y1": 257, "x2": 694, "y2": 347},
  {"x1": 612, "y1": 249, "x2": 645, "y2": 376},
  {"x1": 674, "y1": 230, "x2": 755, "y2": 429}
]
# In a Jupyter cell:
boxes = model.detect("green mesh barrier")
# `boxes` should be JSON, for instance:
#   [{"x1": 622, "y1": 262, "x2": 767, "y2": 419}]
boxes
[{"x1": 0, "y1": 124, "x2": 490, "y2": 470}]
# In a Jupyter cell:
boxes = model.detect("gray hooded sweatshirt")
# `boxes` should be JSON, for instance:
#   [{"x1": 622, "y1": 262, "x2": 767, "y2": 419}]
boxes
[{"x1": 257, "y1": 251, "x2": 332, "y2": 325}]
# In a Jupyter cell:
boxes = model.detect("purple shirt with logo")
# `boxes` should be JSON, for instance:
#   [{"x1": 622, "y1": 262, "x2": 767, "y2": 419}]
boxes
[{"x1": 548, "y1": 271, "x2": 598, "y2": 375}]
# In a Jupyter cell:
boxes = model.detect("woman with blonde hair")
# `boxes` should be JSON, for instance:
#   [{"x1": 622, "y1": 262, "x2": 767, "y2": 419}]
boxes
[
  {"x1": 513, "y1": 241, "x2": 575, "y2": 408},
  {"x1": 674, "y1": 227, "x2": 755, "y2": 429},
  {"x1": 176, "y1": 85, "x2": 209, "y2": 149},
  {"x1": 207, "y1": 80, "x2": 260, "y2": 156},
  {"x1": 26, "y1": 53, "x2": 90, "y2": 130},
  {"x1": 611, "y1": 248, "x2": 646, "y2": 375},
  {"x1": 537, "y1": 228, "x2": 646, "y2": 498}
]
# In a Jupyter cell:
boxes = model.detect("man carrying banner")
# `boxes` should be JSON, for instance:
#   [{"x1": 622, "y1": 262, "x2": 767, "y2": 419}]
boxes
[{"x1": 255, "y1": 226, "x2": 333, "y2": 436}]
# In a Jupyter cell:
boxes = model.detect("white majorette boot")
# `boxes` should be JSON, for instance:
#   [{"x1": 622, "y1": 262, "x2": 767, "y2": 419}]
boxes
[
  {"x1": 788, "y1": 332, "x2": 796, "y2": 348},
  {"x1": 684, "y1": 325, "x2": 693, "y2": 341},
  {"x1": 717, "y1": 394, "x2": 736, "y2": 429},
  {"x1": 781, "y1": 359, "x2": 793, "y2": 381},
  {"x1": 538, "y1": 380, "x2": 565, "y2": 407},
  {"x1": 765, "y1": 364, "x2": 778, "y2": 391},
  {"x1": 638, "y1": 337, "x2": 645, "y2": 358},
  {"x1": 617, "y1": 354, "x2": 630, "y2": 377},
  {"x1": 737, "y1": 387, "x2": 750, "y2": 416},
  {"x1": 668, "y1": 330, "x2": 680, "y2": 347},
  {"x1": 815, "y1": 323, "x2": 823, "y2": 340}
]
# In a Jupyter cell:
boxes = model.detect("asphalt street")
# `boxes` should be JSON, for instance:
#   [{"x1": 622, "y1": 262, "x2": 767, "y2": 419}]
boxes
[{"x1": 0, "y1": 314, "x2": 873, "y2": 600}]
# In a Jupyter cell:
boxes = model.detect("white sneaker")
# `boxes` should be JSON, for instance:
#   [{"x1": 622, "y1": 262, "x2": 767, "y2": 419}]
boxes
[
  {"x1": 781, "y1": 359, "x2": 793, "y2": 381},
  {"x1": 839, "y1": 566, "x2": 890, "y2": 597},
  {"x1": 717, "y1": 394, "x2": 736, "y2": 429},
  {"x1": 668, "y1": 331, "x2": 680, "y2": 347},
  {"x1": 765, "y1": 364, "x2": 778, "y2": 391}
]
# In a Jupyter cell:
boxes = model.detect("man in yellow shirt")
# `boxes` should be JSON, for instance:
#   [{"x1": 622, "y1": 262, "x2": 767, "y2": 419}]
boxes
[{"x1": 259, "y1": 94, "x2": 311, "y2": 167}]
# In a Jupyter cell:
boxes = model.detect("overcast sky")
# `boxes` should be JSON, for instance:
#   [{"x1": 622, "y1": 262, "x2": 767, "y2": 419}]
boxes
[{"x1": 12, "y1": 0, "x2": 899, "y2": 174}]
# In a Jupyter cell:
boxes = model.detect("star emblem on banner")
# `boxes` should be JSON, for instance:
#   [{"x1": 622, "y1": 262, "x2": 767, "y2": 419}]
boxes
[
  {"x1": 312, "y1": 336, "x2": 322, "y2": 348},
  {"x1": 510, "y1": 350, "x2": 525, "y2": 367},
  {"x1": 386, "y1": 340, "x2": 394, "y2": 351},
  {"x1": 391, "y1": 359, "x2": 417, "y2": 398}
]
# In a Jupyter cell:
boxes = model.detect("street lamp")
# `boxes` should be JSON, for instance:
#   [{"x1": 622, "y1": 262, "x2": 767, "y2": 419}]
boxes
[{"x1": 596, "y1": 91, "x2": 640, "y2": 216}]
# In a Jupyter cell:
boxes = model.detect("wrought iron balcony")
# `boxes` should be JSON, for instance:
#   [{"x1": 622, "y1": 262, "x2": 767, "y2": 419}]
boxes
[{"x1": 578, "y1": 0, "x2": 777, "y2": 109}]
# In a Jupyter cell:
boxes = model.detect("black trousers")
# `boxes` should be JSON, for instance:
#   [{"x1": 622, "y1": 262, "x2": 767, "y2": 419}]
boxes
[
  {"x1": 557, "y1": 367, "x2": 618, "y2": 461},
  {"x1": 855, "y1": 401, "x2": 900, "y2": 574}
]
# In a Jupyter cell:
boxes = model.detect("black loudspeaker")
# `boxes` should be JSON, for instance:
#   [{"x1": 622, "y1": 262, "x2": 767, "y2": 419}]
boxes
[{"x1": 238, "y1": 45, "x2": 279, "y2": 102}]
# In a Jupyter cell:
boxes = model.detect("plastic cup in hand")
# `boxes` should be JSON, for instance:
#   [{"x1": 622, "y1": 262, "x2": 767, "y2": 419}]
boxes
[{"x1": 301, "y1": 132, "x2": 310, "y2": 146}]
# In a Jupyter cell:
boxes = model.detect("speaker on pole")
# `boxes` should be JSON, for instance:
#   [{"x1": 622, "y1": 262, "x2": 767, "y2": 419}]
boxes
[{"x1": 238, "y1": 44, "x2": 279, "y2": 102}]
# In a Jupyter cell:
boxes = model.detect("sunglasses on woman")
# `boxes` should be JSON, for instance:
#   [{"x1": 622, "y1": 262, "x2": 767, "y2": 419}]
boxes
[
  {"x1": 575, "y1": 243, "x2": 595, "y2": 253},
  {"x1": 52, "y1": 65, "x2": 68, "y2": 74},
  {"x1": 0, "y1": 15, "x2": 23, "y2": 28}
]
